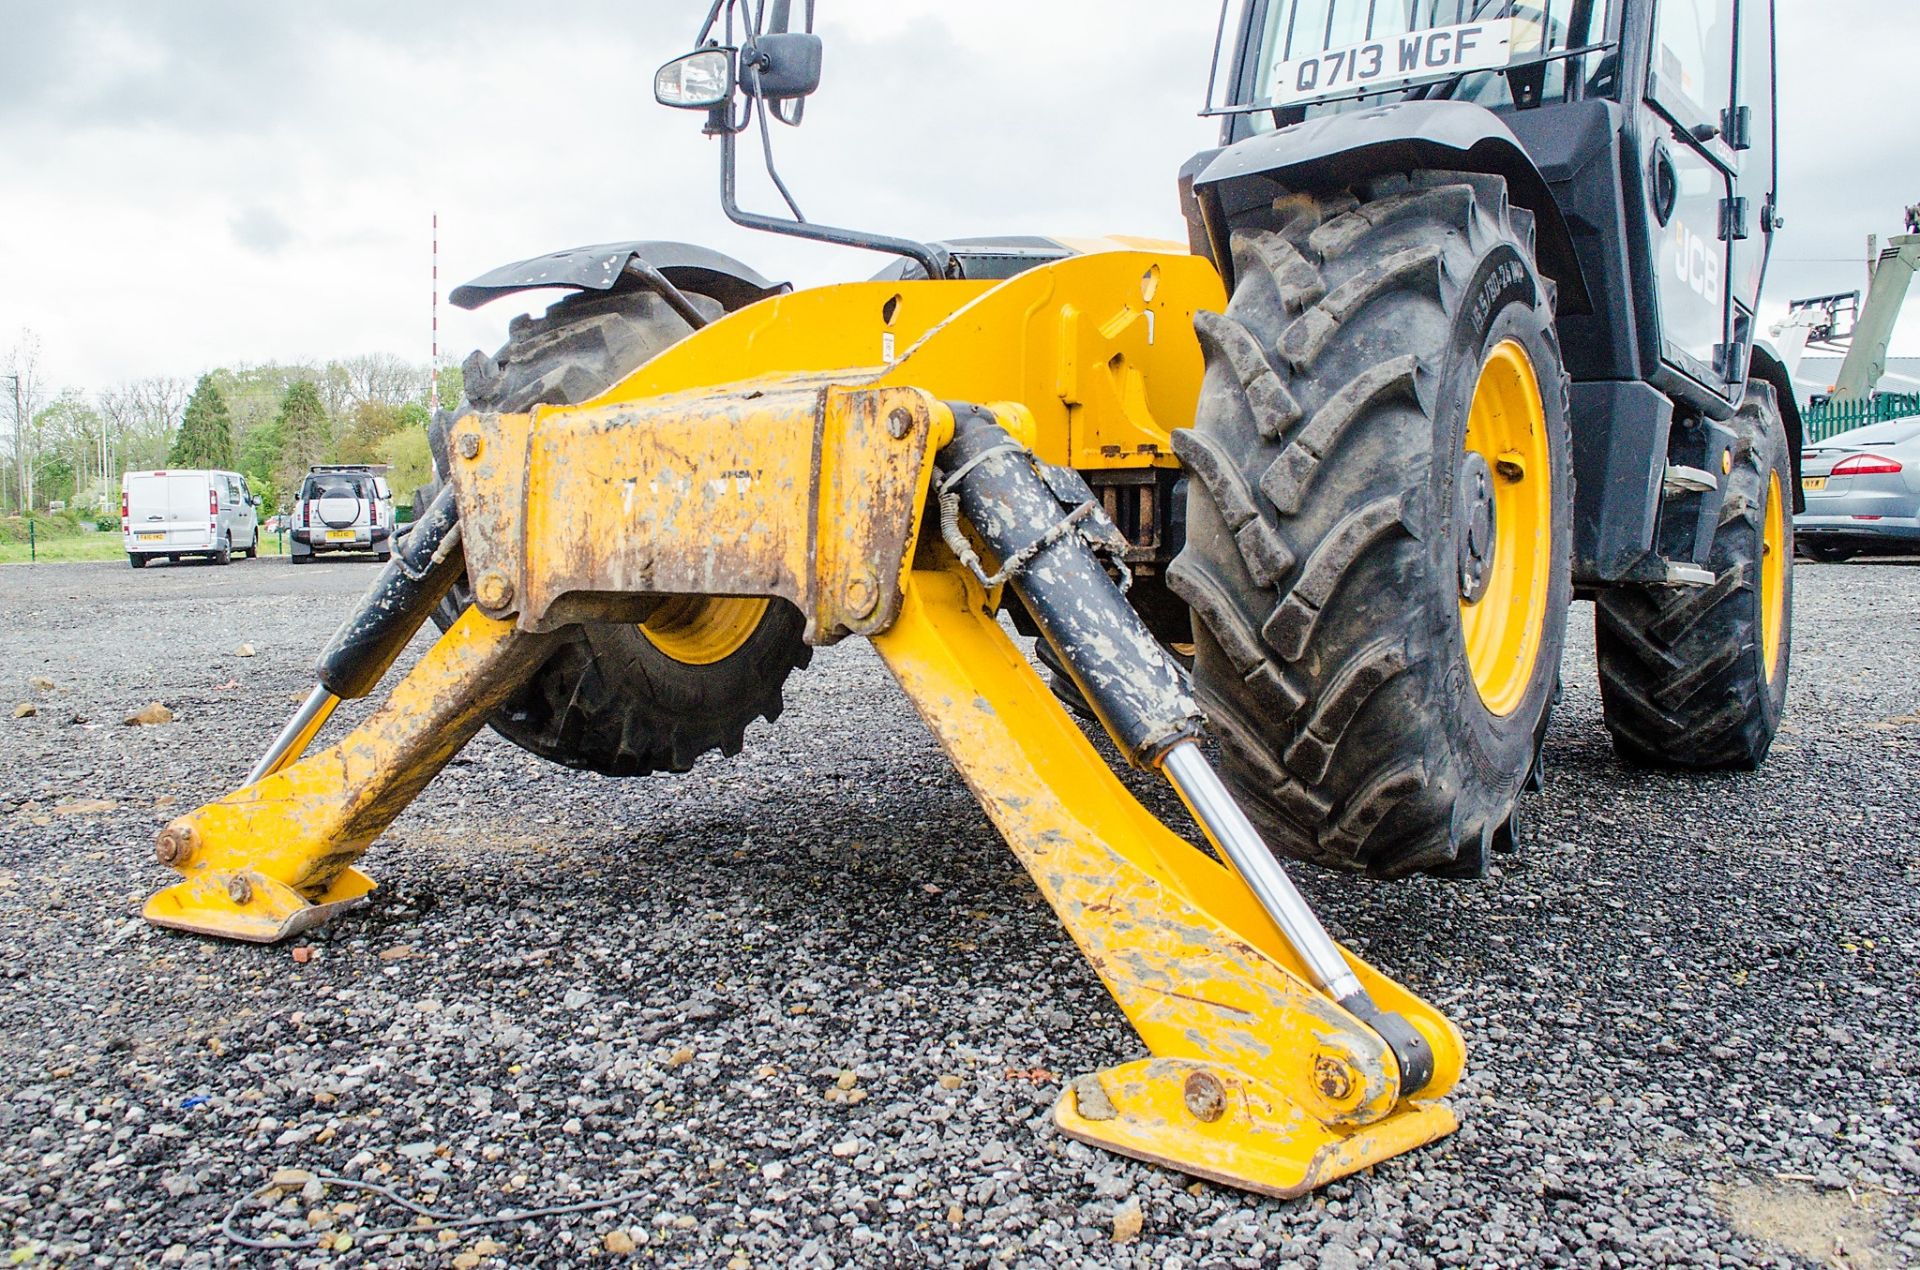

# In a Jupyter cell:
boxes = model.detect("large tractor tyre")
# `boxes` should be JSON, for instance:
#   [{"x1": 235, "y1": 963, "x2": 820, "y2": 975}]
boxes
[
  {"x1": 1168, "y1": 171, "x2": 1573, "y2": 878},
  {"x1": 425, "y1": 285, "x2": 811, "y2": 776},
  {"x1": 1595, "y1": 384, "x2": 1792, "y2": 770}
]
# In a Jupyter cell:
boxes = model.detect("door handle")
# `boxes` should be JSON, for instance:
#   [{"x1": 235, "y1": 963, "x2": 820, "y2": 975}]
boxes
[{"x1": 1650, "y1": 144, "x2": 1678, "y2": 227}]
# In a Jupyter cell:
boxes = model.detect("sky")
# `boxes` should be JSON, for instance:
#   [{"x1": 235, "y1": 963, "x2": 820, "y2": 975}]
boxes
[{"x1": 2, "y1": 0, "x2": 1916, "y2": 397}]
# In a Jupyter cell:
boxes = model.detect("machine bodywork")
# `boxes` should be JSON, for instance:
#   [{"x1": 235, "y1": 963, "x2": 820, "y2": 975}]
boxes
[
  {"x1": 145, "y1": 249, "x2": 1465, "y2": 1197},
  {"x1": 146, "y1": 0, "x2": 1797, "y2": 1202}
]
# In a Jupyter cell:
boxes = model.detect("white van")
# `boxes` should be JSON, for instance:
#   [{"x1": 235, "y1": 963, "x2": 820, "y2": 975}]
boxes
[{"x1": 122, "y1": 469, "x2": 262, "y2": 568}]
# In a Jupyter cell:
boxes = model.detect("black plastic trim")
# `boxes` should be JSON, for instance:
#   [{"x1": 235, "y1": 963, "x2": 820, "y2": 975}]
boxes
[
  {"x1": 1569, "y1": 380, "x2": 1672, "y2": 583},
  {"x1": 450, "y1": 240, "x2": 786, "y2": 313},
  {"x1": 1191, "y1": 99, "x2": 1591, "y2": 315}
]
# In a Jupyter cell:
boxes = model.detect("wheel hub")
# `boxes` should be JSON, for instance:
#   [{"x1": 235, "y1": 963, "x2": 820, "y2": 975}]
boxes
[{"x1": 1457, "y1": 451, "x2": 1496, "y2": 604}]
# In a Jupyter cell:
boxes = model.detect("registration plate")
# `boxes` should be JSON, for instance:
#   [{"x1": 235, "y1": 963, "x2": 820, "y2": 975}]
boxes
[
  {"x1": 136, "y1": 532, "x2": 164, "y2": 542},
  {"x1": 1802, "y1": 477, "x2": 1827, "y2": 492},
  {"x1": 1268, "y1": 19, "x2": 1516, "y2": 106},
  {"x1": 324, "y1": 530, "x2": 357, "y2": 542}
]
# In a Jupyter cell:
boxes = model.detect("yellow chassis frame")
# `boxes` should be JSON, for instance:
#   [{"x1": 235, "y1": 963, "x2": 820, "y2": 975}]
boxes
[{"x1": 143, "y1": 250, "x2": 1464, "y2": 1197}]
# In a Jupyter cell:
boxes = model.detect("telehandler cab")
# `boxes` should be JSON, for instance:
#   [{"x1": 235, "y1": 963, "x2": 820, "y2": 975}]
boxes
[{"x1": 145, "y1": 0, "x2": 1792, "y2": 1197}]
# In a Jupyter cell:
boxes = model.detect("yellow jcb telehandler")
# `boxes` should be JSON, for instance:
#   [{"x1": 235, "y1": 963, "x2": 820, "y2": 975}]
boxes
[{"x1": 144, "y1": 0, "x2": 1796, "y2": 1198}]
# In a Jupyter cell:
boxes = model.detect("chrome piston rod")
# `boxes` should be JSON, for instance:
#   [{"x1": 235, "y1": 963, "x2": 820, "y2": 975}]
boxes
[
  {"x1": 1160, "y1": 740, "x2": 1366, "y2": 1003},
  {"x1": 244, "y1": 685, "x2": 340, "y2": 786},
  {"x1": 937, "y1": 403, "x2": 1435, "y2": 1096}
]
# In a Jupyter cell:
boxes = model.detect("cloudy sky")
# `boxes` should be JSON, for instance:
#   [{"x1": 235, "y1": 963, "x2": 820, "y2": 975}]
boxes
[{"x1": 2, "y1": 1, "x2": 1915, "y2": 396}]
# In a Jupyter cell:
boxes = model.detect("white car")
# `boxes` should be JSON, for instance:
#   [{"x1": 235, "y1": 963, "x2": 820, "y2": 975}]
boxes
[
  {"x1": 290, "y1": 465, "x2": 395, "y2": 563},
  {"x1": 122, "y1": 469, "x2": 261, "y2": 568}
]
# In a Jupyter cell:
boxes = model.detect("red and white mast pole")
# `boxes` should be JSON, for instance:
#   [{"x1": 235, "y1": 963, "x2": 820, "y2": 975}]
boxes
[{"x1": 429, "y1": 211, "x2": 439, "y2": 412}]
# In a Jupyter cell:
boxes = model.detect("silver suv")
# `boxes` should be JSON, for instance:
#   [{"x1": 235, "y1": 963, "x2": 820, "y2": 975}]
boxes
[{"x1": 290, "y1": 465, "x2": 394, "y2": 563}]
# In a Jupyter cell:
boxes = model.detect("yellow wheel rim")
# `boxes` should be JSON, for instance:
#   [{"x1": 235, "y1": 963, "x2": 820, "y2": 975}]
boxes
[
  {"x1": 1458, "y1": 339, "x2": 1552, "y2": 717},
  {"x1": 639, "y1": 596, "x2": 768, "y2": 666},
  {"x1": 1760, "y1": 467, "x2": 1787, "y2": 682}
]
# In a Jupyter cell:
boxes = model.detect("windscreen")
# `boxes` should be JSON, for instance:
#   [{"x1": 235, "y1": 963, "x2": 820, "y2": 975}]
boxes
[
  {"x1": 304, "y1": 474, "x2": 368, "y2": 500},
  {"x1": 1213, "y1": 0, "x2": 1612, "y2": 121}
]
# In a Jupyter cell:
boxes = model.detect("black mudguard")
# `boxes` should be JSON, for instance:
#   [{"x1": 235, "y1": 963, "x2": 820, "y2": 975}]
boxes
[
  {"x1": 1185, "y1": 99, "x2": 1589, "y2": 315},
  {"x1": 449, "y1": 240, "x2": 786, "y2": 313},
  {"x1": 1745, "y1": 342, "x2": 1806, "y2": 513}
]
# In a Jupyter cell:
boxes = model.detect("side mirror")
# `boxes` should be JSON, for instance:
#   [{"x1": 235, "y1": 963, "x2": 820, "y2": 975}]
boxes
[
  {"x1": 742, "y1": 33, "x2": 822, "y2": 101},
  {"x1": 249, "y1": 495, "x2": 263, "y2": 507},
  {"x1": 655, "y1": 49, "x2": 735, "y2": 110}
]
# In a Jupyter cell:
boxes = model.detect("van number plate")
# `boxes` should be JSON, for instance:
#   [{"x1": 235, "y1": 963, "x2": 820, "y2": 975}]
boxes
[
  {"x1": 1268, "y1": 19, "x2": 1516, "y2": 106},
  {"x1": 136, "y1": 532, "x2": 164, "y2": 542}
]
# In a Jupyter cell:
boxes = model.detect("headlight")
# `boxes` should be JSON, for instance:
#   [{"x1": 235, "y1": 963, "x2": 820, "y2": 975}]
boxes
[{"x1": 655, "y1": 49, "x2": 735, "y2": 110}]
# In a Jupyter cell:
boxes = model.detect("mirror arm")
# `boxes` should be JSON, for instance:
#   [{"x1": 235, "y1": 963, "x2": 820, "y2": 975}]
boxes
[
  {"x1": 746, "y1": 60, "x2": 806, "y2": 222},
  {"x1": 693, "y1": 0, "x2": 728, "y2": 45},
  {"x1": 717, "y1": 102, "x2": 955, "y2": 279}
]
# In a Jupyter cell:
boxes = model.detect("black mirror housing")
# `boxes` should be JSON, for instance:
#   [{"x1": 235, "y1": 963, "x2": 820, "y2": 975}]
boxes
[{"x1": 743, "y1": 33, "x2": 822, "y2": 101}]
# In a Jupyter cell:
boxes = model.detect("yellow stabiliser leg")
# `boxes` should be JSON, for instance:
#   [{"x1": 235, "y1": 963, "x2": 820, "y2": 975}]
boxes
[
  {"x1": 873, "y1": 572, "x2": 1466, "y2": 1197},
  {"x1": 142, "y1": 608, "x2": 558, "y2": 942}
]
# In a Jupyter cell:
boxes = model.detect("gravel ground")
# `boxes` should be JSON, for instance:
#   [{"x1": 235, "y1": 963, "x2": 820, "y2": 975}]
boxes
[{"x1": 1, "y1": 555, "x2": 1917, "y2": 1269}]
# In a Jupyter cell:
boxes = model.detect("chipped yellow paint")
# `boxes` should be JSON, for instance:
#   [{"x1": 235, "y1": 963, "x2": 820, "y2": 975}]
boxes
[
  {"x1": 143, "y1": 248, "x2": 1466, "y2": 1195},
  {"x1": 142, "y1": 607, "x2": 558, "y2": 942},
  {"x1": 448, "y1": 383, "x2": 952, "y2": 644},
  {"x1": 872, "y1": 570, "x2": 1464, "y2": 1195}
]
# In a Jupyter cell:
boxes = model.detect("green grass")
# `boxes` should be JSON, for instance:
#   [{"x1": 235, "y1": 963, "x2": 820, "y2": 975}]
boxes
[
  {"x1": 0, "y1": 534, "x2": 301, "y2": 565},
  {"x1": 0, "y1": 535, "x2": 138, "y2": 565}
]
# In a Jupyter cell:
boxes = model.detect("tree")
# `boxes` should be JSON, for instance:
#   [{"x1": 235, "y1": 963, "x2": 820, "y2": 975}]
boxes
[
  {"x1": 100, "y1": 376, "x2": 190, "y2": 472},
  {"x1": 168, "y1": 374, "x2": 235, "y2": 469},
  {"x1": 338, "y1": 399, "x2": 404, "y2": 464},
  {"x1": 236, "y1": 415, "x2": 285, "y2": 511},
  {"x1": 36, "y1": 392, "x2": 106, "y2": 511},
  {"x1": 376, "y1": 424, "x2": 433, "y2": 505},
  {"x1": 275, "y1": 380, "x2": 331, "y2": 486},
  {"x1": 335, "y1": 352, "x2": 427, "y2": 407},
  {"x1": 212, "y1": 362, "x2": 317, "y2": 455},
  {"x1": 434, "y1": 363, "x2": 464, "y2": 412},
  {"x1": 4, "y1": 330, "x2": 45, "y2": 513}
]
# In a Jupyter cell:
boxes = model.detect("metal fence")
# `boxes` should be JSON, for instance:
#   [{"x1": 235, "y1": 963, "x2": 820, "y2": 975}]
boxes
[{"x1": 1802, "y1": 392, "x2": 1920, "y2": 443}]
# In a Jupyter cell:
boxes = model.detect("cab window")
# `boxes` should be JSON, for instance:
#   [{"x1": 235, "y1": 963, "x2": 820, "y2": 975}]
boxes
[{"x1": 1650, "y1": 0, "x2": 1734, "y2": 128}]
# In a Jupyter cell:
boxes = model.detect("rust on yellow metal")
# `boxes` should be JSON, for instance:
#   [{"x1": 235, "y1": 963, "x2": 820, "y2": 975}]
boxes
[
  {"x1": 142, "y1": 607, "x2": 558, "y2": 942},
  {"x1": 871, "y1": 569, "x2": 1465, "y2": 1197},
  {"x1": 142, "y1": 249, "x2": 1467, "y2": 1195},
  {"x1": 448, "y1": 383, "x2": 952, "y2": 643}
]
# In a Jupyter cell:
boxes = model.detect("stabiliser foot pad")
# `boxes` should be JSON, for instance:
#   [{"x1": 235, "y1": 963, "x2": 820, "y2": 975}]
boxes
[
  {"x1": 142, "y1": 867, "x2": 376, "y2": 944},
  {"x1": 1054, "y1": 1057, "x2": 1458, "y2": 1199}
]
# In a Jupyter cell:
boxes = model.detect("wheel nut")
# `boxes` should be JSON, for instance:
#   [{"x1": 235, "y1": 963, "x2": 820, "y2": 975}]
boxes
[
  {"x1": 227, "y1": 874, "x2": 254, "y2": 906},
  {"x1": 1183, "y1": 1070, "x2": 1227, "y2": 1123},
  {"x1": 887, "y1": 408, "x2": 914, "y2": 440},
  {"x1": 458, "y1": 432, "x2": 482, "y2": 461},
  {"x1": 154, "y1": 825, "x2": 196, "y2": 867},
  {"x1": 474, "y1": 572, "x2": 515, "y2": 610}
]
